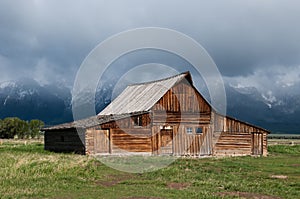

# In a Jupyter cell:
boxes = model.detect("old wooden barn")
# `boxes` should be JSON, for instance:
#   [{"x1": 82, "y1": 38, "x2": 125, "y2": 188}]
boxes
[{"x1": 44, "y1": 72, "x2": 270, "y2": 157}]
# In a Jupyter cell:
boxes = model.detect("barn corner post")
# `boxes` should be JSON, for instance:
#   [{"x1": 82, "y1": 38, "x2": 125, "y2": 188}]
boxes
[
  {"x1": 209, "y1": 111, "x2": 215, "y2": 156},
  {"x1": 264, "y1": 132, "x2": 268, "y2": 156},
  {"x1": 85, "y1": 129, "x2": 92, "y2": 155},
  {"x1": 150, "y1": 111, "x2": 154, "y2": 155}
]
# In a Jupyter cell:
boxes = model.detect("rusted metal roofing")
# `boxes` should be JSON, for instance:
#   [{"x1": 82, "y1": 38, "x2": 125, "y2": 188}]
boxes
[{"x1": 99, "y1": 72, "x2": 191, "y2": 115}]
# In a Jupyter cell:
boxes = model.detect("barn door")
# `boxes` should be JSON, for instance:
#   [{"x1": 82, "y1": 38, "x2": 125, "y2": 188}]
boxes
[
  {"x1": 160, "y1": 129, "x2": 173, "y2": 154},
  {"x1": 94, "y1": 130, "x2": 110, "y2": 154},
  {"x1": 252, "y1": 132, "x2": 263, "y2": 155}
]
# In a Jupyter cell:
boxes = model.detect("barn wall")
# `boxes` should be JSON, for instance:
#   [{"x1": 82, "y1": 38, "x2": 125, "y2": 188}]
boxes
[
  {"x1": 86, "y1": 113, "x2": 152, "y2": 155},
  {"x1": 212, "y1": 112, "x2": 269, "y2": 156},
  {"x1": 151, "y1": 81, "x2": 213, "y2": 156},
  {"x1": 44, "y1": 128, "x2": 85, "y2": 154},
  {"x1": 263, "y1": 133, "x2": 268, "y2": 156},
  {"x1": 152, "y1": 112, "x2": 211, "y2": 124},
  {"x1": 86, "y1": 128, "x2": 106, "y2": 155},
  {"x1": 152, "y1": 81, "x2": 211, "y2": 114},
  {"x1": 85, "y1": 128, "x2": 95, "y2": 155},
  {"x1": 151, "y1": 124, "x2": 213, "y2": 156},
  {"x1": 110, "y1": 128, "x2": 152, "y2": 153}
]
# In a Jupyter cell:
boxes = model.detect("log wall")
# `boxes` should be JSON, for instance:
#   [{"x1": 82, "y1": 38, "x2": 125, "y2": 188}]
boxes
[
  {"x1": 44, "y1": 128, "x2": 85, "y2": 154},
  {"x1": 86, "y1": 113, "x2": 152, "y2": 154},
  {"x1": 212, "y1": 112, "x2": 269, "y2": 156}
]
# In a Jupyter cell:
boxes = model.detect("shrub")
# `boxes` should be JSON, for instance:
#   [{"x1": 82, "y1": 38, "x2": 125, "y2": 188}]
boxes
[{"x1": 0, "y1": 117, "x2": 44, "y2": 139}]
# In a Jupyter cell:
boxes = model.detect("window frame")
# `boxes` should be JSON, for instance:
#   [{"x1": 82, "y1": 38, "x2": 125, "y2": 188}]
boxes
[
  {"x1": 186, "y1": 127, "x2": 193, "y2": 134},
  {"x1": 132, "y1": 115, "x2": 143, "y2": 127}
]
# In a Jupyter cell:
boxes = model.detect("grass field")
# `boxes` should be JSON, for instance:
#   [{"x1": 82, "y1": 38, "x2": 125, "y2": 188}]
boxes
[
  {"x1": 268, "y1": 134, "x2": 300, "y2": 146},
  {"x1": 0, "y1": 141, "x2": 299, "y2": 199}
]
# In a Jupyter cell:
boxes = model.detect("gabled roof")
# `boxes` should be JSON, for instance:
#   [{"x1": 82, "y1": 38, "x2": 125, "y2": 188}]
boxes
[
  {"x1": 99, "y1": 72, "x2": 192, "y2": 115},
  {"x1": 43, "y1": 72, "x2": 192, "y2": 131},
  {"x1": 43, "y1": 71, "x2": 270, "y2": 133}
]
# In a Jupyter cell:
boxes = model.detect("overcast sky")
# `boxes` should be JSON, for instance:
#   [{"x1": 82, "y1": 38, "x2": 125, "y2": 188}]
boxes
[{"x1": 1, "y1": 0, "x2": 300, "y2": 96}]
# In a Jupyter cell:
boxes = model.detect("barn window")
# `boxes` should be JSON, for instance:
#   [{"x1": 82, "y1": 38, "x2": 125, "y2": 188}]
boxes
[
  {"x1": 186, "y1": 127, "x2": 193, "y2": 134},
  {"x1": 196, "y1": 127, "x2": 203, "y2": 134},
  {"x1": 133, "y1": 115, "x2": 143, "y2": 126}
]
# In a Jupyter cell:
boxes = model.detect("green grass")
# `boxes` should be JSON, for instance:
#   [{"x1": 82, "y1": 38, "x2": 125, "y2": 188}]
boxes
[{"x1": 0, "y1": 142, "x2": 299, "y2": 199}]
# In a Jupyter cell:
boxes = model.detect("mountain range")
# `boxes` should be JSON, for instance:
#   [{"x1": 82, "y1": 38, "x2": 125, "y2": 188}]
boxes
[{"x1": 0, "y1": 77, "x2": 299, "y2": 134}]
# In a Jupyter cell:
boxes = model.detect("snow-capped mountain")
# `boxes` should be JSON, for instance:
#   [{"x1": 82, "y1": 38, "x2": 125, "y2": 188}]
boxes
[
  {"x1": 0, "y1": 77, "x2": 299, "y2": 134},
  {"x1": 225, "y1": 83, "x2": 300, "y2": 134},
  {"x1": 0, "y1": 77, "x2": 116, "y2": 124},
  {"x1": 0, "y1": 78, "x2": 73, "y2": 124}
]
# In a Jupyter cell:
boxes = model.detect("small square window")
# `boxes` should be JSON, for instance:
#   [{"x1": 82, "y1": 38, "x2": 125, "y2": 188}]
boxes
[
  {"x1": 133, "y1": 115, "x2": 143, "y2": 126},
  {"x1": 196, "y1": 127, "x2": 203, "y2": 134},
  {"x1": 186, "y1": 127, "x2": 193, "y2": 134}
]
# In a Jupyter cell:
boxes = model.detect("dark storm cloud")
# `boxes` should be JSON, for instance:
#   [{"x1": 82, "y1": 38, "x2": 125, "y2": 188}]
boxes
[{"x1": 0, "y1": 0, "x2": 300, "y2": 90}]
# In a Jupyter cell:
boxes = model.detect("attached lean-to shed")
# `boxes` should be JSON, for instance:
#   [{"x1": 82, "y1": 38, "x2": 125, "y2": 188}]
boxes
[{"x1": 44, "y1": 72, "x2": 270, "y2": 156}]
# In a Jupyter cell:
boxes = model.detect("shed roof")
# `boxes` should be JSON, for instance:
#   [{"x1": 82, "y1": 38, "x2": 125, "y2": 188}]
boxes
[
  {"x1": 99, "y1": 72, "x2": 192, "y2": 115},
  {"x1": 43, "y1": 111, "x2": 148, "y2": 130}
]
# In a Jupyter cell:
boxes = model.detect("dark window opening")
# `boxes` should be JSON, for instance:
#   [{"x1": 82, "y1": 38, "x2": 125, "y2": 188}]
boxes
[
  {"x1": 196, "y1": 127, "x2": 203, "y2": 134},
  {"x1": 133, "y1": 115, "x2": 143, "y2": 126},
  {"x1": 60, "y1": 136, "x2": 65, "y2": 142}
]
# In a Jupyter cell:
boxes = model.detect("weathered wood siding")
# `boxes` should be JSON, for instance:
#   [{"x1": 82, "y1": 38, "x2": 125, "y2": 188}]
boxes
[
  {"x1": 44, "y1": 128, "x2": 85, "y2": 154},
  {"x1": 86, "y1": 129, "x2": 110, "y2": 155},
  {"x1": 212, "y1": 112, "x2": 268, "y2": 156},
  {"x1": 86, "y1": 113, "x2": 152, "y2": 154},
  {"x1": 152, "y1": 80, "x2": 211, "y2": 114},
  {"x1": 151, "y1": 81, "x2": 213, "y2": 156},
  {"x1": 110, "y1": 128, "x2": 152, "y2": 153},
  {"x1": 151, "y1": 125, "x2": 213, "y2": 156}
]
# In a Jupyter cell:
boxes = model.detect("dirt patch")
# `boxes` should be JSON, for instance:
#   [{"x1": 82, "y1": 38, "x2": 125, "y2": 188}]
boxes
[
  {"x1": 217, "y1": 192, "x2": 281, "y2": 199},
  {"x1": 270, "y1": 175, "x2": 288, "y2": 179},
  {"x1": 167, "y1": 182, "x2": 190, "y2": 190},
  {"x1": 95, "y1": 174, "x2": 132, "y2": 187},
  {"x1": 122, "y1": 197, "x2": 163, "y2": 199},
  {"x1": 290, "y1": 164, "x2": 300, "y2": 167},
  {"x1": 98, "y1": 180, "x2": 120, "y2": 187}
]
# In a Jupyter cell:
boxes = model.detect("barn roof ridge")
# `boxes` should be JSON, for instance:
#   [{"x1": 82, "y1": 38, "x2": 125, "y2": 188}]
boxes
[{"x1": 127, "y1": 71, "x2": 191, "y2": 86}]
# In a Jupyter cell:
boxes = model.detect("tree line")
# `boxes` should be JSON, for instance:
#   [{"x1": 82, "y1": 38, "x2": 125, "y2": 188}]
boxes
[{"x1": 0, "y1": 117, "x2": 44, "y2": 139}]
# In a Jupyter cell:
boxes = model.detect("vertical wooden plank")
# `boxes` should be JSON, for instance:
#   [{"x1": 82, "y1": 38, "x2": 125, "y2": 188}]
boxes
[
  {"x1": 174, "y1": 126, "x2": 178, "y2": 155},
  {"x1": 109, "y1": 129, "x2": 112, "y2": 154},
  {"x1": 179, "y1": 128, "x2": 182, "y2": 155},
  {"x1": 260, "y1": 133, "x2": 263, "y2": 156},
  {"x1": 158, "y1": 129, "x2": 161, "y2": 155}
]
